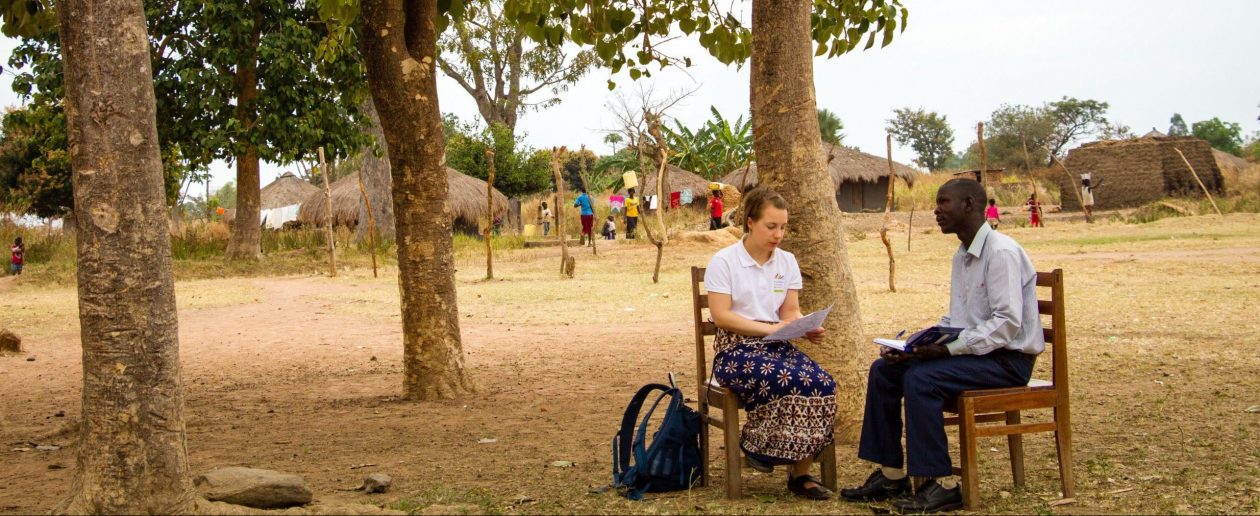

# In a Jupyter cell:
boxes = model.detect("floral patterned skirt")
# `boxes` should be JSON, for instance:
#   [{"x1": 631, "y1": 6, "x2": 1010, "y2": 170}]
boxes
[{"x1": 713, "y1": 328, "x2": 837, "y2": 463}]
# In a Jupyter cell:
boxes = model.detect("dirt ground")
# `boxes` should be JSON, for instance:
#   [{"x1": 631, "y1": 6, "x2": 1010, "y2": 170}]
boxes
[{"x1": 2, "y1": 213, "x2": 1260, "y2": 514}]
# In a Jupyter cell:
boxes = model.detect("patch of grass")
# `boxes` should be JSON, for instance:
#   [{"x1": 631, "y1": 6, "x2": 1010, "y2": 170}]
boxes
[{"x1": 388, "y1": 485, "x2": 500, "y2": 515}]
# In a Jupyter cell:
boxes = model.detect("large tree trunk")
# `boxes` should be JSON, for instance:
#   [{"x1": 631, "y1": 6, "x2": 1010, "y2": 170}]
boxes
[
  {"x1": 225, "y1": 29, "x2": 262, "y2": 260},
  {"x1": 56, "y1": 0, "x2": 197, "y2": 512},
  {"x1": 750, "y1": 0, "x2": 865, "y2": 442},
  {"x1": 360, "y1": 0, "x2": 473, "y2": 399},
  {"x1": 356, "y1": 98, "x2": 396, "y2": 241}
]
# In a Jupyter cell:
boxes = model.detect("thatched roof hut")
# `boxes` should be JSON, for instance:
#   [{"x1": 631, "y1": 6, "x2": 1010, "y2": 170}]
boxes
[
  {"x1": 445, "y1": 167, "x2": 510, "y2": 234},
  {"x1": 718, "y1": 142, "x2": 924, "y2": 212},
  {"x1": 617, "y1": 164, "x2": 711, "y2": 206},
  {"x1": 297, "y1": 168, "x2": 509, "y2": 233},
  {"x1": 261, "y1": 172, "x2": 319, "y2": 209},
  {"x1": 1056, "y1": 136, "x2": 1225, "y2": 211}
]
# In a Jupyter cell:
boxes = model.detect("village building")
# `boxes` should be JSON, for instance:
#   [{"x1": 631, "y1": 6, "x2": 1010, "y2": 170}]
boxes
[{"x1": 719, "y1": 141, "x2": 922, "y2": 213}]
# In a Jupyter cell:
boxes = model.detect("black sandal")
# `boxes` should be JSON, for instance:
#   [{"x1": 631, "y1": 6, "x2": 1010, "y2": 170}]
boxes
[
  {"x1": 788, "y1": 473, "x2": 833, "y2": 500},
  {"x1": 745, "y1": 455, "x2": 775, "y2": 473}
]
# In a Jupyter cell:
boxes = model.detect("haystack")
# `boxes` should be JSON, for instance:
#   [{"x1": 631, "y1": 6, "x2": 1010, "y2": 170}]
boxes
[
  {"x1": 617, "y1": 164, "x2": 711, "y2": 206},
  {"x1": 1056, "y1": 136, "x2": 1225, "y2": 211},
  {"x1": 297, "y1": 168, "x2": 509, "y2": 233},
  {"x1": 719, "y1": 141, "x2": 923, "y2": 212},
  {"x1": 261, "y1": 172, "x2": 319, "y2": 210}
]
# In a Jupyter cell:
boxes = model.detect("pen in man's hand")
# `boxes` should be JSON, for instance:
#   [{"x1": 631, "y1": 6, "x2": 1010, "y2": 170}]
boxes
[{"x1": 895, "y1": 329, "x2": 906, "y2": 339}]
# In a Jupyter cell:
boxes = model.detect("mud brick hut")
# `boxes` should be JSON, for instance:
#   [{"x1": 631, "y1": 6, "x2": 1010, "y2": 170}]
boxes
[
  {"x1": 719, "y1": 141, "x2": 923, "y2": 212},
  {"x1": 298, "y1": 168, "x2": 510, "y2": 234},
  {"x1": 1056, "y1": 136, "x2": 1224, "y2": 211}
]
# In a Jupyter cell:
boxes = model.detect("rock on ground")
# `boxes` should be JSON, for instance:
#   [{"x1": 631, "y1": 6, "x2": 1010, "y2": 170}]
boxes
[
  {"x1": 0, "y1": 329, "x2": 21, "y2": 353},
  {"x1": 361, "y1": 473, "x2": 391, "y2": 494},
  {"x1": 195, "y1": 467, "x2": 313, "y2": 509}
]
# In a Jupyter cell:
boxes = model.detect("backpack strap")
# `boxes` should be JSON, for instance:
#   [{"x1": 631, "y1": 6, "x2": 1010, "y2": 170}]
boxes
[{"x1": 613, "y1": 383, "x2": 671, "y2": 485}]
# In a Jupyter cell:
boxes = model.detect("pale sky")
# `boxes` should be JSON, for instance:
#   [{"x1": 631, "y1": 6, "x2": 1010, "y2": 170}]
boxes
[{"x1": 2, "y1": 0, "x2": 1257, "y2": 193}]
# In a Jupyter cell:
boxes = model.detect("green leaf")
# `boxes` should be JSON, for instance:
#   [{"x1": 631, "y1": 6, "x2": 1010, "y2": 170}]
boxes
[
  {"x1": 607, "y1": 79, "x2": 616, "y2": 91},
  {"x1": 629, "y1": 67, "x2": 641, "y2": 80}
]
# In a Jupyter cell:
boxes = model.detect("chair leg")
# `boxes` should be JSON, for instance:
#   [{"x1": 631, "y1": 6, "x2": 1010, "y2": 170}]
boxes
[
  {"x1": 1054, "y1": 406, "x2": 1075, "y2": 498},
  {"x1": 722, "y1": 395, "x2": 742, "y2": 499},
  {"x1": 958, "y1": 399, "x2": 981, "y2": 510},
  {"x1": 1006, "y1": 410, "x2": 1025, "y2": 487},
  {"x1": 819, "y1": 441, "x2": 837, "y2": 491},
  {"x1": 699, "y1": 414, "x2": 711, "y2": 487}
]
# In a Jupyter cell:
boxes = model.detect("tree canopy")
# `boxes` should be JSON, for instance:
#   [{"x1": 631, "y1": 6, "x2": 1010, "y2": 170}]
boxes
[
  {"x1": 442, "y1": 115, "x2": 552, "y2": 197},
  {"x1": 886, "y1": 107, "x2": 953, "y2": 171},
  {"x1": 1191, "y1": 117, "x2": 1244, "y2": 156},
  {"x1": 817, "y1": 108, "x2": 845, "y2": 145},
  {"x1": 437, "y1": 0, "x2": 598, "y2": 135}
]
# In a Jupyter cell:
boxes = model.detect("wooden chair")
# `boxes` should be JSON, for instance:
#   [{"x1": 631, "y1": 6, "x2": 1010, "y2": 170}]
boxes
[
  {"x1": 943, "y1": 268, "x2": 1074, "y2": 509},
  {"x1": 689, "y1": 266, "x2": 837, "y2": 499}
]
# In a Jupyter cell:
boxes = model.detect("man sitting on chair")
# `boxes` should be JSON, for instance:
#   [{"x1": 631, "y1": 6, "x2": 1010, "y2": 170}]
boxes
[{"x1": 840, "y1": 178, "x2": 1045, "y2": 513}]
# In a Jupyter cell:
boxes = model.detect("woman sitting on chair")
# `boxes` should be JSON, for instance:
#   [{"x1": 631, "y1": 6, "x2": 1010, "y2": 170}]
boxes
[{"x1": 704, "y1": 186, "x2": 836, "y2": 500}]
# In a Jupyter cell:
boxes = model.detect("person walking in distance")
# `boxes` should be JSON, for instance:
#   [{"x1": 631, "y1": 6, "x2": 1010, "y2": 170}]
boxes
[
  {"x1": 574, "y1": 187, "x2": 594, "y2": 245},
  {"x1": 624, "y1": 188, "x2": 640, "y2": 239}
]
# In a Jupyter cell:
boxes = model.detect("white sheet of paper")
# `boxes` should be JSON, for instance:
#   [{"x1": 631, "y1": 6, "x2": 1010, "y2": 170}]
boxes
[
  {"x1": 764, "y1": 305, "x2": 832, "y2": 341},
  {"x1": 873, "y1": 338, "x2": 908, "y2": 352}
]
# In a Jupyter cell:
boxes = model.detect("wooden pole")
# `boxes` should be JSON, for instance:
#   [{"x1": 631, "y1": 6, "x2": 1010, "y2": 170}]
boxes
[
  {"x1": 881, "y1": 134, "x2": 897, "y2": 293},
  {"x1": 1173, "y1": 147, "x2": 1223, "y2": 216},
  {"x1": 977, "y1": 122, "x2": 988, "y2": 190},
  {"x1": 1050, "y1": 156, "x2": 1092, "y2": 221},
  {"x1": 485, "y1": 148, "x2": 495, "y2": 279},
  {"x1": 356, "y1": 176, "x2": 379, "y2": 278},
  {"x1": 579, "y1": 144, "x2": 597, "y2": 256},
  {"x1": 318, "y1": 147, "x2": 336, "y2": 277},
  {"x1": 1021, "y1": 137, "x2": 1052, "y2": 225},
  {"x1": 907, "y1": 204, "x2": 914, "y2": 252},
  {"x1": 551, "y1": 147, "x2": 574, "y2": 277}
]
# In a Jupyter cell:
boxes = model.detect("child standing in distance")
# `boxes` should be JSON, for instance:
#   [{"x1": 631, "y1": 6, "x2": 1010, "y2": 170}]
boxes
[
  {"x1": 602, "y1": 215, "x2": 616, "y2": 240},
  {"x1": 540, "y1": 202, "x2": 552, "y2": 237},
  {"x1": 709, "y1": 190, "x2": 725, "y2": 230},
  {"x1": 1026, "y1": 193, "x2": 1043, "y2": 228},
  {"x1": 10, "y1": 236, "x2": 24, "y2": 276},
  {"x1": 985, "y1": 199, "x2": 1001, "y2": 229}
]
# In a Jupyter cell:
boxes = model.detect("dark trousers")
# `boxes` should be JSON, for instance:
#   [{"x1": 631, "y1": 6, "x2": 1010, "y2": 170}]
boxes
[
  {"x1": 710, "y1": 216, "x2": 723, "y2": 230},
  {"x1": 625, "y1": 216, "x2": 638, "y2": 239},
  {"x1": 857, "y1": 350, "x2": 1035, "y2": 477}
]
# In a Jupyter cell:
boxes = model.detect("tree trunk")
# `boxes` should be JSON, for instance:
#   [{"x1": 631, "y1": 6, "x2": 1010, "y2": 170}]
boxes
[
  {"x1": 56, "y1": 0, "x2": 197, "y2": 512},
  {"x1": 356, "y1": 98, "x2": 396, "y2": 241},
  {"x1": 750, "y1": 0, "x2": 865, "y2": 442},
  {"x1": 225, "y1": 29, "x2": 262, "y2": 260},
  {"x1": 360, "y1": 0, "x2": 473, "y2": 400}
]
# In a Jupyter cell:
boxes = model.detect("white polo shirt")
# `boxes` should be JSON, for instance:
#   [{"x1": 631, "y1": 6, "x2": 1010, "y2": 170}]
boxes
[{"x1": 704, "y1": 241, "x2": 804, "y2": 323}]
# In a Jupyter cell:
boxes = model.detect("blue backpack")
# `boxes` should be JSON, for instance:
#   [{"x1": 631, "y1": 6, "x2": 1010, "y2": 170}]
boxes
[{"x1": 611, "y1": 375, "x2": 703, "y2": 500}]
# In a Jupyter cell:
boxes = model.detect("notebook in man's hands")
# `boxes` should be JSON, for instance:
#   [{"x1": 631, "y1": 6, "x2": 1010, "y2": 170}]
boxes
[{"x1": 873, "y1": 326, "x2": 964, "y2": 353}]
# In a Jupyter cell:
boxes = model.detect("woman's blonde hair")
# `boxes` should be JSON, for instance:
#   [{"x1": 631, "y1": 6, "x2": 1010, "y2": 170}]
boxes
[{"x1": 739, "y1": 186, "x2": 789, "y2": 231}]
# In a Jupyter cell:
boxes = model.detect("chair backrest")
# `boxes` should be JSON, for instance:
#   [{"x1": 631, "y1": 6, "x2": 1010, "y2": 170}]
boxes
[
  {"x1": 1035, "y1": 269, "x2": 1068, "y2": 396},
  {"x1": 690, "y1": 267, "x2": 717, "y2": 393}
]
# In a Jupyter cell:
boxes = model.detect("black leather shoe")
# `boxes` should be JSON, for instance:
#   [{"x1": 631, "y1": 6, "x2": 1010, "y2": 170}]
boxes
[
  {"x1": 840, "y1": 469, "x2": 911, "y2": 502},
  {"x1": 892, "y1": 479, "x2": 963, "y2": 513},
  {"x1": 787, "y1": 474, "x2": 833, "y2": 500}
]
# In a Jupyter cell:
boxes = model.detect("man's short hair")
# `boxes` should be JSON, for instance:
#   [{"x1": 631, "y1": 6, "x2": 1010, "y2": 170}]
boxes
[{"x1": 941, "y1": 178, "x2": 987, "y2": 207}]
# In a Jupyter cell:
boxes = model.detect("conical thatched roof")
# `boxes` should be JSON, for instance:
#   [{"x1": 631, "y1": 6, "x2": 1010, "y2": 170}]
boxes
[
  {"x1": 261, "y1": 172, "x2": 319, "y2": 209},
  {"x1": 445, "y1": 167, "x2": 510, "y2": 230},
  {"x1": 617, "y1": 164, "x2": 710, "y2": 204},
  {"x1": 719, "y1": 142, "x2": 923, "y2": 191},
  {"x1": 297, "y1": 168, "x2": 508, "y2": 230}
]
